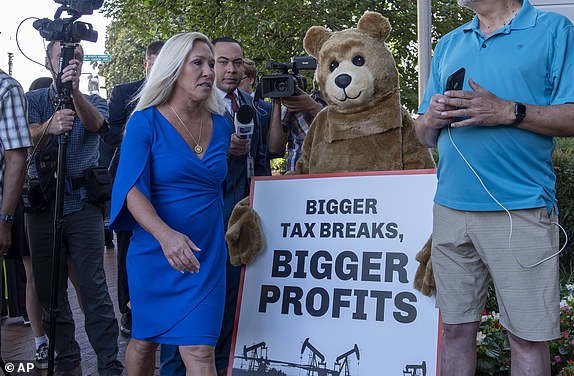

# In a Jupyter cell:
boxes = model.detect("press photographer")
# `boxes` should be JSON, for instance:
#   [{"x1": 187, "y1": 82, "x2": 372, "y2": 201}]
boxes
[
  {"x1": 264, "y1": 56, "x2": 327, "y2": 172},
  {"x1": 23, "y1": 0, "x2": 123, "y2": 375}
]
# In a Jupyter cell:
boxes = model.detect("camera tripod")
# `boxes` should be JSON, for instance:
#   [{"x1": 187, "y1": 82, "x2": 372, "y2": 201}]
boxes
[{"x1": 44, "y1": 41, "x2": 76, "y2": 376}]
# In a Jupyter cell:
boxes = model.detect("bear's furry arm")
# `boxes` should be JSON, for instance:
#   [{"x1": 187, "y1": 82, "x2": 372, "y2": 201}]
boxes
[
  {"x1": 400, "y1": 107, "x2": 436, "y2": 170},
  {"x1": 294, "y1": 141, "x2": 310, "y2": 174}
]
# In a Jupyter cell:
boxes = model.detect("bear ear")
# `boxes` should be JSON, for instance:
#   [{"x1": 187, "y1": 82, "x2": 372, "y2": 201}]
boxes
[
  {"x1": 304, "y1": 26, "x2": 332, "y2": 58},
  {"x1": 356, "y1": 11, "x2": 391, "y2": 41}
]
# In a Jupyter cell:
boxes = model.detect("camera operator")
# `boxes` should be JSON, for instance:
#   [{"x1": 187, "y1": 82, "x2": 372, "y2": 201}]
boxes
[
  {"x1": 237, "y1": 58, "x2": 257, "y2": 96},
  {"x1": 24, "y1": 40, "x2": 123, "y2": 376},
  {"x1": 267, "y1": 83, "x2": 326, "y2": 172}
]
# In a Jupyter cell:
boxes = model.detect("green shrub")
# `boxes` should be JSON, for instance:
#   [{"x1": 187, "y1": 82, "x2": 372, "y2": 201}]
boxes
[
  {"x1": 476, "y1": 311, "x2": 510, "y2": 375},
  {"x1": 270, "y1": 157, "x2": 286, "y2": 175},
  {"x1": 554, "y1": 138, "x2": 574, "y2": 273},
  {"x1": 477, "y1": 284, "x2": 574, "y2": 376}
]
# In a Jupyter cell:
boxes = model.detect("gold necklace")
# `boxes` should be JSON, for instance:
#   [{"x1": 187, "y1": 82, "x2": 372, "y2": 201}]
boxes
[{"x1": 168, "y1": 103, "x2": 204, "y2": 154}]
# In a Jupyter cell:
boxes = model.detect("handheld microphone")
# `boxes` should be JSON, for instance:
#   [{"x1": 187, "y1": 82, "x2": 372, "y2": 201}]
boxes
[{"x1": 235, "y1": 105, "x2": 254, "y2": 139}]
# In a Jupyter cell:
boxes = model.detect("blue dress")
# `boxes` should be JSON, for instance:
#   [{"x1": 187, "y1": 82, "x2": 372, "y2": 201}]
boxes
[{"x1": 109, "y1": 106, "x2": 232, "y2": 345}]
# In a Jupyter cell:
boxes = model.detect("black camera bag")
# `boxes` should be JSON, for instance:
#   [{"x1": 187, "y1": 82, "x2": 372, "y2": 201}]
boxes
[
  {"x1": 83, "y1": 166, "x2": 113, "y2": 204},
  {"x1": 32, "y1": 141, "x2": 58, "y2": 205},
  {"x1": 21, "y1": 178, "x2": 49, "y2": 213}
]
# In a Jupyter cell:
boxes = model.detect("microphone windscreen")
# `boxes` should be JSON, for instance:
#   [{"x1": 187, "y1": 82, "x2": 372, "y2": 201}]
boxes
[{"x1": 236, "y1": 105, "x2": 254, "y2": 124}]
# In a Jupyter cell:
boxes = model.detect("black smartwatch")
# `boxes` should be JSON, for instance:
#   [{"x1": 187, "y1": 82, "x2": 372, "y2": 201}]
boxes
[
  {"x1": 0, "y1": 214, "x2": 14, "y2": 224},
  {"x1": 511, "y1": 102, "x2": 526, "y2": 127}
]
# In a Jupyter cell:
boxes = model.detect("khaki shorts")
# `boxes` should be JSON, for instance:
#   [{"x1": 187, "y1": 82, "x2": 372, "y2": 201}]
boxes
[{"x1": 431, "y1": 204, "x2": 560, "y2": 341}]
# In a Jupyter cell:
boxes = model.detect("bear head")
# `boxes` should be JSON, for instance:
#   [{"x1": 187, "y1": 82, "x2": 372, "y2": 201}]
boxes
[{"x1": 303, "y1": 11, "x2": 399, "y2": 115}]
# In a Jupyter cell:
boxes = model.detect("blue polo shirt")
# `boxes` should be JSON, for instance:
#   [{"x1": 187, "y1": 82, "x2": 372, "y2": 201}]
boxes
[{"x1": 419, "y1": 0, "x2": 574, "y2": 212}]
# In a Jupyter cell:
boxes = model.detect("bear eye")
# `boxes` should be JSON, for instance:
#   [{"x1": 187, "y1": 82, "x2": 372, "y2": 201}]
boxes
[
  {"x1": 352, "y1": 55, "x2": 365, "y2": 67},
  {"x1": 329, "y1": 61, "x2": 339, "y2": 72}
]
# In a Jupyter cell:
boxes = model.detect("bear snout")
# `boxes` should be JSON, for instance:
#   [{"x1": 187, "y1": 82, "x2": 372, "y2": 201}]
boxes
[{"x1": 335, "y1": 74, "x2": 352, "y2": 89}]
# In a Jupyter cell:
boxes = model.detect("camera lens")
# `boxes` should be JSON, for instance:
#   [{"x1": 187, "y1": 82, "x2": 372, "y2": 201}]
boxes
[{"x1": 275, "y1": 81, "x2": 287, "y2": 92}]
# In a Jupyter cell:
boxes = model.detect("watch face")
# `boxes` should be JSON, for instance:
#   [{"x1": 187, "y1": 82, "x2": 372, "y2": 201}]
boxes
[{"x1": 516, "y1": 102, "x2": 526, "y2": 119}]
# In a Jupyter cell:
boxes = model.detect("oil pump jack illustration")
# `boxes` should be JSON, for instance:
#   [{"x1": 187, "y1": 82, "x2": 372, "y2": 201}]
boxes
[
  {"x1": 242, "y1": 342, "x2": 270, "y2": 373},
  {"x1": 402, "y1": 361, "x2": 426, "y2": 376},
  {"x1": 300, "y1": 337, "x2": 327, "y2": 375},
  {"x1": 299, "y1": 338, "x2": 361, "y2": 376},
  {"x1": 233, "y1": 338, "x2": 360, "y2": 376},
  {"x1": 334, "y1": 344, "x2": 360, "y2": 376}
]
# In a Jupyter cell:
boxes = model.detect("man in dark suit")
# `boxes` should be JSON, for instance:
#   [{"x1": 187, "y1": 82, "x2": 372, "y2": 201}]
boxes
[
  {"x1": 215, "y1": 37, "x2": 286, "y2": 376},
  {"x1": 211, "y1": 38, "x2": 274, "y2": 222},
  {"x1": 105, "y1": 40, "x2": 164, "y2": 337}
]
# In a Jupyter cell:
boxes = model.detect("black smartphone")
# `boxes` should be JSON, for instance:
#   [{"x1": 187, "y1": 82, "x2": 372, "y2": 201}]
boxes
[{"x1": 445, "y1": 68, "x2": 465, "y2": 91}]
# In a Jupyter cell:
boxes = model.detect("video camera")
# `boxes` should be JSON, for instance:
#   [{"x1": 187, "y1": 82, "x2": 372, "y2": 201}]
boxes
[
  {"x1": 32, "y1": 0, "x2": 102, "y2": 108},
  {"x1": 260, "y1": 56, "x2": 317, "y2": 98},
  {"x1": 33, "y1": 0, "x2": 102, "y2": 43}
]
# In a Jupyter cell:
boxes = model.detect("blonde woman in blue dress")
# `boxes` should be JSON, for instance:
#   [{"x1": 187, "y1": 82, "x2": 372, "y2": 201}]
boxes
[{"x1": 110, "y1": 32, "x2": 232, "y2": 375}]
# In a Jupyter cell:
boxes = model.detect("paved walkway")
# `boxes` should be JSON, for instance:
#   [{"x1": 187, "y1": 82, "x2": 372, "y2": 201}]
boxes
[{"x1": 1, "y1": 244, "x2": 160, "y2": 375}]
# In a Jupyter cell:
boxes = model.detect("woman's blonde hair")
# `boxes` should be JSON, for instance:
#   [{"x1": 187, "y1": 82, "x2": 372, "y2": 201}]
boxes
[{"x1": 135, "y1": 32, "x2": 223, "y2": 115}]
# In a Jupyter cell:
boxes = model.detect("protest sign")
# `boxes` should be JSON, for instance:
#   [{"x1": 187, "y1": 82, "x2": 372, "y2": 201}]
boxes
[{"x1": 231, "y1": 171, "x2": 439, "y2": 376}]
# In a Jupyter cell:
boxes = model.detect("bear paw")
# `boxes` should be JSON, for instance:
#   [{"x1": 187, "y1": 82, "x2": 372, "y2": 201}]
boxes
[
  {"x1": 413, "y1": 237, "x2": 435, "y2": 297},
  {"x1": 225, "y1": 196, "x2": 265, "y2": 266}
]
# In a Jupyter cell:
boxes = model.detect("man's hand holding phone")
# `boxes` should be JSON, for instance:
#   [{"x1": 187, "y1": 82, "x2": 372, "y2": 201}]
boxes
[
  {"x1": 415, "y1": 68, "x2": 467, "y2": 147},
  {"x1": 442, "y1": 76, "x2": 516, "y2": 128},
  {"x1": 419, "y1": 68, "x2": 467, "y2": 132}
]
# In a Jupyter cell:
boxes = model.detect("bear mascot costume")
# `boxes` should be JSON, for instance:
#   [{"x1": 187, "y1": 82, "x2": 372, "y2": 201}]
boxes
[{"x1": 226, "y1": 11, "x2": 437, "y2": 296}]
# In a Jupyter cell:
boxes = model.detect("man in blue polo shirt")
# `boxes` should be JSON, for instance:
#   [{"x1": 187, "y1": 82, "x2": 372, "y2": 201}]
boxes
[{"x1": 415, "y1": 0, "x2": 574, "y2": 374}]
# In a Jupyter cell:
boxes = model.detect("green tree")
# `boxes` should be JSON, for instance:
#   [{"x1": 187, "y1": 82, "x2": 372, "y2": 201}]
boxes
[
  {"x1": 99, "y1": 0, "x2": 471, "y2": 111},
  {"x1": 98, "y1": 23, "x2": 151, "y2": 87}
]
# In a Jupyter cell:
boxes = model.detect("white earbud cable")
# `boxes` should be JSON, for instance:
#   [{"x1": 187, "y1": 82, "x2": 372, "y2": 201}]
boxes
[{"x1": 447, "y1": 126, "x2": 567, "y2": 268}]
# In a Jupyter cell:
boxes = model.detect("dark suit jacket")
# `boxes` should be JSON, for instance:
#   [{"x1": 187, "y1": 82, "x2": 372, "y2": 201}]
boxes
[
  {"x1": 103, "y1": 79, "x2": 144, "y2": 176},
  {"x1": 105, "y1": 79, "x2": 144, "y2": 147},
  {"x1": 222, "y1": 89, "x2": 275, "y2": 226}
]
